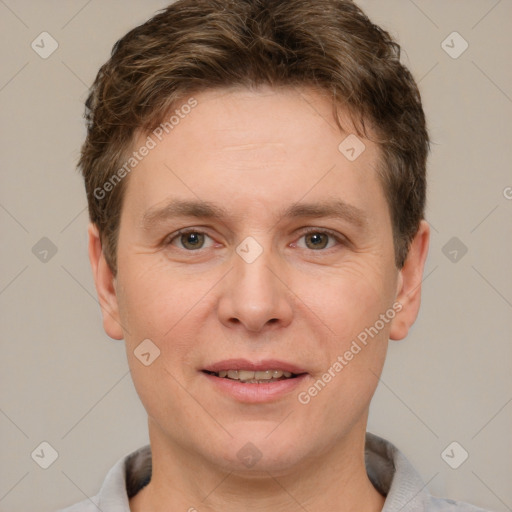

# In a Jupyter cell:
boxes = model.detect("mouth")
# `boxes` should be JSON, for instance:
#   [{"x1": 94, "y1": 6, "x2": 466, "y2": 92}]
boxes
[
  {"x1": 201, "y1": 359, "x2": 308, "y2": 402},
  {"x1": 202, "y1": 369, "x2": 301, "y2": 383}
]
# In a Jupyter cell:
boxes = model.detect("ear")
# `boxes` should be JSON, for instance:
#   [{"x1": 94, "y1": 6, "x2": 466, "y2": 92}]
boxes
[
  {"x1": 88, "y1": 223, "x2": 124, "y2": 340},
  {"x1": 389, "y1": 220, "x2": 430, "y2": 341}
]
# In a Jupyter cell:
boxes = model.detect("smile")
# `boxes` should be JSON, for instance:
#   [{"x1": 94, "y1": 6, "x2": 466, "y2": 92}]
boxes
[
  {"x1": 204, "y1": 369, "x2": 296, "y2": 383},
  {"x1": 201, "y1": 359, "x2": 309, "y2": 403}
]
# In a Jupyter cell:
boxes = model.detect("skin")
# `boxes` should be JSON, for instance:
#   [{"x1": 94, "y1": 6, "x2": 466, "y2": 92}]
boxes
[{"x1": 89, "y1": 86, "x2": 429, "y2": 512}]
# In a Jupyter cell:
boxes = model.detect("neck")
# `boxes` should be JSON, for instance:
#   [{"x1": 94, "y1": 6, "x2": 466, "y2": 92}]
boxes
[{"x1": 130, "y1": 420, "x2": 385, "y2": 512}]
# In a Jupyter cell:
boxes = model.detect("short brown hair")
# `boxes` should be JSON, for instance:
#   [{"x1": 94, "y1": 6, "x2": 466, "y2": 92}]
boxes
[{"x1": 80, "y1": 0, "x2": 429, "y2": 274}]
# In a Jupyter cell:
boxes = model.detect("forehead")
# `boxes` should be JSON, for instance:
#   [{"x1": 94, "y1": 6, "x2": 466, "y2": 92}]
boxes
[{"x1": 121, "y1": 86, "x2": 388, "y2": 227}]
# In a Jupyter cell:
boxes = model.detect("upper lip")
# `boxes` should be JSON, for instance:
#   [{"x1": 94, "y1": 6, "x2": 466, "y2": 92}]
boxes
[{"x1": 202, "y1": 358, "x2": 308, "y2": 374}]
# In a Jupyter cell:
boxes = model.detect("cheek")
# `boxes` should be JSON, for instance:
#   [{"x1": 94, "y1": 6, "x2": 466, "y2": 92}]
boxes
[
  {"x1": 118, "y1": 261, "x2": 205, "y2": 411},
  {"x1": 116, "y1": 257, "x2": 196, "y2": 337},
  {"x1": 299, "y1": 274, "x2": 390, "y2": 429},
  {"x1": 294, "y1": 262, "x2": 393, "y2": 405},
  {"x1": 301, "y1": 261, "x2": 396, "y2": 339}
]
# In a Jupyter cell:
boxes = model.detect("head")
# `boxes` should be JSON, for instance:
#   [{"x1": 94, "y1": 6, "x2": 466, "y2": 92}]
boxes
[{"x1": 84, "y1": 0, "x2": 429, "y2": 475}]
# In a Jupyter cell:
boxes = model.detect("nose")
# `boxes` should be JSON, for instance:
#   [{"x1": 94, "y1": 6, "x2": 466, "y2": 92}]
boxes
[{"x1": 216, "y1": 246, "x2": 293, "y2": 333}]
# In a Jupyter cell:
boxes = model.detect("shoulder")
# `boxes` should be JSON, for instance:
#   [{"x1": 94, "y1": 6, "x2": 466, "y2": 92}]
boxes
[
  {"x1": 56, "y1": 444, "x2": 152, "y2": 512},
  {"x1": 56, "y1": 499, "x2": 100, "y2": 512},
  {"x1": 426, "y1": 496, "x2": 494, "y2": 511},
  {"x1": 365, "y1": 432, "x2": 495, "y2": 512}
]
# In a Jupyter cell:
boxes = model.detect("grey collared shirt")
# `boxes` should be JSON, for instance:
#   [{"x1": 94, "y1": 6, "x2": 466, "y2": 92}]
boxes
[{"x1": 58, "y1": 432, "x2": 492, "y2": 512}]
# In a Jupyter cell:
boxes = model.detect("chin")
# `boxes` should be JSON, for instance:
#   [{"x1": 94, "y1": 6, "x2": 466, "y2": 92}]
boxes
[{"x1": 207, "y1": 427, "x2": 311, "y2": 475}]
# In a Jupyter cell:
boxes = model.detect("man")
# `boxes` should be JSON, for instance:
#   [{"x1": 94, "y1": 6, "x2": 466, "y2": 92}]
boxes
[{"x1": 60, "y1": 0, "x2": 491, "y2": 510}]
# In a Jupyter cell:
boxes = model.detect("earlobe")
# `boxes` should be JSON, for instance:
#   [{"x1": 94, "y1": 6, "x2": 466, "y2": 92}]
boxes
[
  {"x1": 87, "y1": 223, "x2": 124, "y2": 340},
  {"x1": 389, "y1": 220, "x2": 430, "y2": 341}
]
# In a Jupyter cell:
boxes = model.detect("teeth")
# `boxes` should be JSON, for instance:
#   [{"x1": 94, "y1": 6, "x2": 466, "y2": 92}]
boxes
[
  {"x1": 255, "y1": 370, "x2": 273, "y2": 380},
  {"x1": 239, "y1": 370, "x2": 257, "y2": 381},
  {"x1": 214, "y1": 369, "x2": 295, "y2": 382}
]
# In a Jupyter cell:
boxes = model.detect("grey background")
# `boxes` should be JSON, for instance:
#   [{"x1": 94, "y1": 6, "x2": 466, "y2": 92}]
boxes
[{"x1": 0, "y1": 1, "x2": 511, "y2": 511}]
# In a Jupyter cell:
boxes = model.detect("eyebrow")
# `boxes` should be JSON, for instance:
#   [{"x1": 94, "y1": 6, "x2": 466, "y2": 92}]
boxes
[
  {"x1": 282, "y1": 201, "x2": 367, "y2": 229},
  {"x1": 140, "y1": 198, "x2": 368, "y2": 231},
  {"x1": 141, "y1": 200, "x2": 230, "y2": 230}
]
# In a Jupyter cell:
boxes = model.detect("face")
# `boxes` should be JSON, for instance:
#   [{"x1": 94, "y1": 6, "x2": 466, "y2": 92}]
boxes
[{"x1": 90, "y1": 86, "x2": 429, "y2": 475}]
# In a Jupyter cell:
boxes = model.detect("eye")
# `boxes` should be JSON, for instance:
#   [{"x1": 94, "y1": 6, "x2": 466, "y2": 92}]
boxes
[
  {"x1": 295, "y1": 229, "x2": 343, "y2": 251},
  {"x1": 167, "y1": 229, "x2": 215, "y2": 250}
]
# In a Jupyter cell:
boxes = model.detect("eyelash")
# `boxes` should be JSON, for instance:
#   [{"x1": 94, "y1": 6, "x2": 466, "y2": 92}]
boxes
[
  {"x1": 295, "y1": 227, "x2": 347, "y2": 250},
  {"x1": 165, "y1": 227, "x2": 346, "y2": 251}
]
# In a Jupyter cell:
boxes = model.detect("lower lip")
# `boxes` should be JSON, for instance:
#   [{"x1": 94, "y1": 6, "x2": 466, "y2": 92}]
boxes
[{"x1": 202, "y1": 372, "x2": 308, "y2": 403}]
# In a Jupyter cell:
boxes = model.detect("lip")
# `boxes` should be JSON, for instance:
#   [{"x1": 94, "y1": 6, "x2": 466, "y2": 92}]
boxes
[
  {"x1": 202, "y1": 371, "x2": 308, "y2": 403},
  {"x1": 201, "y1": 358, "x2": 309, "y2": 404},
  {"x1": 202, "y1": 358, "x2": 308, "y2": 374}
]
